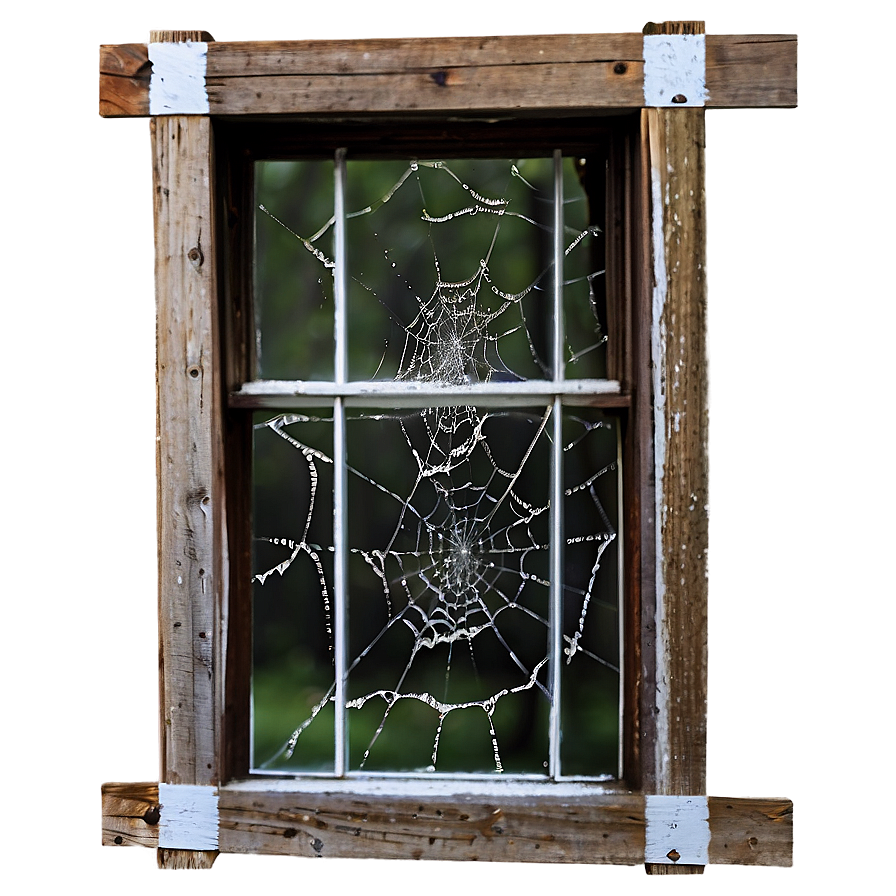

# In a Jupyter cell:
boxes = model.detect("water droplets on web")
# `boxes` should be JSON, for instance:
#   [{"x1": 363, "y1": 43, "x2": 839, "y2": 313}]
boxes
[
  {"x1": 255, "y1": 157, "x2": 608, "y2": 383},
  {"x1": 252, "y1": 405, "x2": 619, "y2": 775},
  {"x1": 251, "y1": 157, "x2": 620, "y2": 776}
]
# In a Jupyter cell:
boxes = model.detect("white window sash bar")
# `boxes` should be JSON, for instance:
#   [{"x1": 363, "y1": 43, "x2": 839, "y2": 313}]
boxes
[
  {"x1": 333, "y1": 148, "x2": 349, "y2": 776},
  {"x1": 233, "y1": 378, "x2": 623, "y2": 408},
  {"x1": 548, "y1": 149, "x2": 565, "y2": 780}
]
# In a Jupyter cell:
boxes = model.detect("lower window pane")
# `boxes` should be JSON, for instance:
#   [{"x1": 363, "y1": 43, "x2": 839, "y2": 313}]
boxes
[{"x1": 252, "y1": 405, "x2": 619, "y2": 777}]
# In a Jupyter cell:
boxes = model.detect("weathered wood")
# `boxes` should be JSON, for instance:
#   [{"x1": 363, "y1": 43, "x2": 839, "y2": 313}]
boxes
[
  {"x1": 218, "y1": 137, "x2": 255, "y2": 781},
  {"x1": 208, "y1": 33, "x2": 645, "y2": 76},
  {"x1": 639, "y1": 20, "x2": 709, "y2": 872},
  {"x1": 643, "y1": 105, "x2": 708, "y2": 802},
  {"x1": 101, "y1": 782, "x2": 792, "y2": 866},
  {"x1": 99, "y1": 44, "x2": 150, "y2": 117},
  {"x1": 157, "y1": 848, "x2": 218, "y2": 869},
  {"x1": 205, "y1": 63, "x2": 644, "y2": 116},
  {"x1": 632, "y1": 106, "x2": 656, "y2": 795},
  {"x1": 706, "y1": 797, "x2": 793, "y2": 867},
  {"x1": 646, "y1": 864, "x2": 705, "y2": 874},
  {"x1": 99, "y1": 32, "x2": 797, "y2": 118},
  {"x1": 150, "y1": 30, "x2": 214, "y2": 43},
  {"x1": 705, "y1": 34, "x2": 798, "y2": 108},
  {"x1": 153, "y1": 113, "x2": 224, "y2": 789},
  {"x1": 101, "y1": 782, "x2": 160, "y2": 847}
]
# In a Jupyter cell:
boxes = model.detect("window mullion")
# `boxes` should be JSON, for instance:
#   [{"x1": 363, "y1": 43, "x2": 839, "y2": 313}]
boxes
[
  {"x1": 333, "y1": 148, "x2": 349, "y2": 776},
  {"x1": 548, "y1": 149, "x2": 565, "y2": 780}
]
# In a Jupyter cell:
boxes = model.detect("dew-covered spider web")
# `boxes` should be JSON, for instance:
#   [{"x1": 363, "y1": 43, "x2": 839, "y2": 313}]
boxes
[{"x1": 252, "y1": 156, "x2": 620, "y2": 776}]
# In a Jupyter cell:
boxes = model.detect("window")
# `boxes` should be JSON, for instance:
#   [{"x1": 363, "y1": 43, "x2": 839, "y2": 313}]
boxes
[
  {"x1": 248, "y1": 147, "x2": 623, "y2": 781},
  {"x1": 100, "y1": 23, "x2": 796, "y2": 872}
]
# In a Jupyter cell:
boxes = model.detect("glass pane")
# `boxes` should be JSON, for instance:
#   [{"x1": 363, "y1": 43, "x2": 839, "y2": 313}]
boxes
[
  {"x1": 252, "y1": 411, "x2": 335, "y2": 771},
  {"x1": 345, "y1": 406, "x2": 551, "y2": 773},
  {"x1": 560, "y1": 410, "x2": 620, "y2": 776},
  {"x1": 255, "y1": 160, "x2": 334, "y2": 380},
  {"x1": 345, "y1": 158, "x2": 555, "y2": 382},
  {"x1": 562, "y1": 157, "x2": 608, "y2": 380}
]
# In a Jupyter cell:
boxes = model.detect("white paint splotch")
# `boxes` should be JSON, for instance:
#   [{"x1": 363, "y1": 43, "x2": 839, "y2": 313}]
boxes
[
  {"x1": 643, "y1": 35, "x2": 707, "y2": 107},
  {"x1": 645, "y1": 794, "x2": 710, "y2": 864},
  {"x1": 149, "y1": 41, "x2": 209, "y2": 115},
  {"x1": 158, "y1": 783, "x2": 219, "y2": 850}
]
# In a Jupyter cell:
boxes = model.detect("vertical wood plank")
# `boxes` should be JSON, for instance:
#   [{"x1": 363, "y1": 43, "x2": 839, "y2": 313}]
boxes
[
  {"x1": 217, "y1": 128, "x2": 255, "y2": 781},
  {"x1": 633, "y1": 109, "x2": 656, "y2": 794},
  {"x1": 645, "y1": 102, "x2": 708, "y2": 795},
  {"x1": 153, "y1": 111, "x2": 223, "y2": 869},
  {"x1": 641, "y1": 19, "x2": 708, "y2": 877},
  {"x1": 154, "y1": 113, "x2": 223, "y2": 786}
]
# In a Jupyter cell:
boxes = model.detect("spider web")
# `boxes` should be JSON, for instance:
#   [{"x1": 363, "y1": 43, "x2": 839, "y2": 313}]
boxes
[{"x1": 252, "y1": 157, "x2": 619, "y2": 775}]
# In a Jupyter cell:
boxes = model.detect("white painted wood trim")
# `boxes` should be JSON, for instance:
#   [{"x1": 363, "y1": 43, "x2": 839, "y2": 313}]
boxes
[
  {"x1": 158, "y1": 784, "x2": 220, "y2": 850},
  {"x1": 226, "y1": 777, "x2": 618, "y2": 798},
  {"x1": 644, "y1": 795, "x2": 710, "y2": 865},
  {"x1": 643, "y1": 35, "x2": 707, "y2": 107},
  {"x1": 149, "y1": 42, "x2": 210, "y2": 115},
  {"x1": 647, "y1": 114, "x2": 671, "y2": 791}
]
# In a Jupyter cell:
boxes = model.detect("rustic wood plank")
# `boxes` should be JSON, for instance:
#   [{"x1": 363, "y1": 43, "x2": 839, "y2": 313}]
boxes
[
  {"x1": 102, "y1": 783, "x2": 792, "y2": 866},
  {"x1": 205, "y1": 63, "x2": 644, "y2": 116},
  {"x1": 643, "y1": 103, "x2": 709, "y2": 801},
  {"x1": 633, "y1": 108, "x2": 656, "y2": 795},
  {"x1": 707, "y1": 797, "x2": 793, "y2": 867},
  {"x1": 99, "y1": 44, "x2": 150, "y2": 117},
  {"x1": 99, "y1": 33, "x2": 797, "y2": 118},
  {"x1": 101, "y1": 782, "x2": 160, "y2": 847},
  {"x1": 153, "y1": 114, "x2": 224, "y2": 790},
  {"x1": 208, "y1": 33, "x2": 645, "y2": 76},
  {"x1": 706, "y1": 35, "x2": 798, "y2": 108},
  {"x1": 217, "y1": 137, "x2": 255, "y2": 781}
]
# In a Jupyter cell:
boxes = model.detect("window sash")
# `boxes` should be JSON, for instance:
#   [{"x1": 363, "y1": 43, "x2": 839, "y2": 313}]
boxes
[{"x1": 249, "y1": 148, "x2": 623, "y2": 780}]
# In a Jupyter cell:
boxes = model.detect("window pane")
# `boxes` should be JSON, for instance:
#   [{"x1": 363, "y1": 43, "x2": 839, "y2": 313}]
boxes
[
  {"x1": 252, "y1": 411, "x2": 335, "y2": 772},
  {"x1": 562, "y1": 157, "x2": 608, "y2": 380},
  {"x1": 255, "y1": 161, "x2": 334, "y2": 380},
  {"x1": 345, "y1": 158, "x2": 555, "y2": 382},
  {"x1": 254, "y1": 155, "x2": 609, "y2": 385},
  {"x1": 561, "y1": 410, "x2": 620, "y2": 776},
  {"x1": 345, "y1": 406, "x2": 551, "y2": 774}
]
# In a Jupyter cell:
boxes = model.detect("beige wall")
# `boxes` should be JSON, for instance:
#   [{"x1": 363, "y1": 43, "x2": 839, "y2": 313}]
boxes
[{"x1": 0, "y1": 0, "x2": 894, "y2": 894}]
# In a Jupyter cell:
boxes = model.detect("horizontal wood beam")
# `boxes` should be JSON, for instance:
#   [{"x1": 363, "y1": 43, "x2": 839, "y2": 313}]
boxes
[
  {"x1": 102, "y1": 782, "x2": 792, "y2": 867},
  {"x1": 99, "y1": 33, "x2": 796, "y2": 118}
]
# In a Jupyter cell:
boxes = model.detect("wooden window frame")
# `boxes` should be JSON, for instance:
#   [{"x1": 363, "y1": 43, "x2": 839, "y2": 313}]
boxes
[{"x1": 99, "y1": 22, "x2": 796, "y2": 873}]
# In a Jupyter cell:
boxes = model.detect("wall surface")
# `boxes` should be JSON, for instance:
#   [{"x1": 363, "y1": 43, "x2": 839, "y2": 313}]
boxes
[{"x1": 2, "y1": 1, "x2": 890, "y2": 892}]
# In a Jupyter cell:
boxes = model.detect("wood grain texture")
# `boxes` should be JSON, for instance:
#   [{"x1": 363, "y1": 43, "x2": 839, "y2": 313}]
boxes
[
  {"x1": 644, "y1": 105, "x2": 709, "y2": 804},
  {"x1": 208, "y1": 33, "x2": 645, "y2": 76},
  {"x1": 205, "y1": 63, "x2": 644, "y2": 116},
  {"x1": 99, "y1": 44, "x2": 150, "y2": 117},
  {"x1": 153, "y1": 115, "x2": 224, "y2": 789},
  {"x1": 98, "y1": 33, "x2": 797, "y2": 117},
  {"x1": 706, "y1": 35, "x2": 798, "y2": 108},
  {"x1": 101, "y1": 783, "x2": 792, "y2": 866},
  {"x1": 101, "y1": 782, "x2": 160, "y2": 847},
  {"x1": 217, "y1": 137, "x2": 255, "y2": 781},
  {"x1": 157, "y1": 848, "x2": 218, "y2": 869},
  {"x1": 150, "y1": 31, "x2": 214, "y2": 43}
]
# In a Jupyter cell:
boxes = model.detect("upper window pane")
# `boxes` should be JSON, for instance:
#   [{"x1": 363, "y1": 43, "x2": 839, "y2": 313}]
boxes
[{"x1": 254, "y1": 154, "x2": 608, "y2": 383}]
